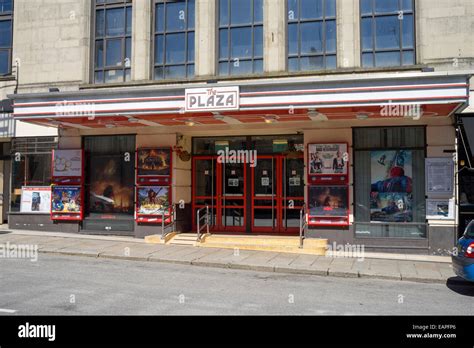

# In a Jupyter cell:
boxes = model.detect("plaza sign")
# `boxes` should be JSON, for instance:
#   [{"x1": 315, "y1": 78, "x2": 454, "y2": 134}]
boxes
[{"x1": 185, "y1": 86, "x2": 239, "y2": 112}]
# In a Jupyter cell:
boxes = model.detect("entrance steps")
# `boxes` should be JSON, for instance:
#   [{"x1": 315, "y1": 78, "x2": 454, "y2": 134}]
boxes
[
  {"x1": 168, "y1": 233, "x2": 198, "y2": 246},
  {"x1": 197, "y1": 234, "x2": 328, "y2": 255}
]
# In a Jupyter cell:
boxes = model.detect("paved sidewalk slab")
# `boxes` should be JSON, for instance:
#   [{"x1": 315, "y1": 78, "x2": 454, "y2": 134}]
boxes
[
  {"x1": 231, "y1": 251, "x2": 280, "y2": 272},
  {"x1": 99, "y1": 242, "x2": 168, "y2": 261},
  {"x1": 411, "y1": 262, "x2": 445, "y2": 283},
  {"x1": 54, "y1": 240, "x2": 124, "y2": 258},
  {"x1": 328, "y1": 258, "x2": 358, "y2": 278},
  {"x1": 398, "y1": 261, "x2": 419, "y2": 281},
  {"x1": 358, "y1": 259, "x2": 401, "y2": 281}
]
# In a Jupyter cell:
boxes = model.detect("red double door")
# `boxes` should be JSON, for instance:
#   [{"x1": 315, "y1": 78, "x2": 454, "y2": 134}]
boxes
[{"x1": 192, "y1": 155, "x2": 304, "y2": 234}]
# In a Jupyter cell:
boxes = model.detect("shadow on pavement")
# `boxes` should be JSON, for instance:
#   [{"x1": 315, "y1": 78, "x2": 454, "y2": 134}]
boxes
[
  {"x1": 0, "y1": 230, "x2": 12, "y2": 235},
  {"x1": 446, "y1": 277, "x2": 474, "y2": 296}
]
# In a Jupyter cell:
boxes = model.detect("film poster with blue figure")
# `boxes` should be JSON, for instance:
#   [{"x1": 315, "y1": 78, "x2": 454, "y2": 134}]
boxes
[
  {"x1": 52, "y1": 186, "x2": 82, "y2": 213},
  {"x1": 370, "y1": 150, "x2": 413, "y2": 222}
]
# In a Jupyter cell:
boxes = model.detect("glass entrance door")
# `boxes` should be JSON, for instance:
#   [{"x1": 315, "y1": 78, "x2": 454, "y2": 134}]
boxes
[
  {"x1": 193, "y1": 154, "x2": 303, "y2": 234},
  {"x1": 251, "y1": 155, "x2": 304, "y2": 233},
  {"x1": 192, "y1": 157, "x2": 246, "y2": 232}
]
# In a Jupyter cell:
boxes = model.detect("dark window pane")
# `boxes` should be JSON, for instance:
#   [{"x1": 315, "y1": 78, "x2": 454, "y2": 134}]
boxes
[
  {"x1": 0, "y1": 0, "x2": 12, "y2": 13},
  {"x1": 166, "y1": 33, "x2": 186, "y2": 64},
  {"x1": 288, "y1": 0, "x2": 298, "y2": 20},
  {"x1": 188, "y1": 0, "x2": 195, "y2": 29},
  {"x1": 126, "y1": 6, "x2": 132, "y2": 35},
  {"x1": 106, "y1": 39, "x2": 123, "y2": 66},
  {"x1": 231, "y1": 27, "x2": 252, "y2": 58},
  {"x1": 402, "y1": 14, "x2": 414, "y2": 48},
  {"x1": 288, "y1": 23, "x2": 298, "y2": 55},
  {"x1": 325, "y1": 0, "x2": 336, "y2": 17},
  {"x1": 187, "y1": 64, "x2": 195, "y2": 77},
  {"x1": 106, "y1": 8, "x2": 125, "y2": 37},
  {"x1": 326, "y1": 55, "x2": 336, "y2": 69},
  {"x1": 231, "y1": 0, "x2": 251, "y2": 25},
  {"x1": 187, "y1": 31, "x2": 195, "y2": 62},
  {"x1": 254, "y1": 59, "x2": 263, "y2": 73},
  {"x1": 95, "y1": 40, "x2": 104, "y2": 68},
  {"x1": 326, "y1": 20, "x2": 336, "y2": 53},
  {"x1": 300, "y1": 0, "x2": 323, "y2": 20},
  {"x1": 402, "y1": 0, "x2": 413, "y2": 11},
  {"x1": 96, "y1": 10, "x2": 105, "y2": 37},
  {"x1": 218, "y1": 61, "x2": 229, "y2": 75},
  {"x1": 156, "y1": 3, "x2": 164, "y2": 32},
  {"x1": 300, "y1": 22, "x2": 322, "y2": 54},
  {"x1": 300, "y1": 55, "x2": 324, "y2": 71},
  {"x1": 125, "y1": 37, "x2": 131, "y2": 66},
  {"x1": 154, "y1": 66, "x2": 164, "y2": 80},
  {"x1": 254, "y1": 0, "x2": 263, "y2": 23},
  {"x1": 288, "y1": 57, "x2": 299, "y2": 71},
  {"x1": 375, "y1": 51, "x2": 401, "y2": 67},
  {"x1": 375, "y1": 16, "x2": 400, "y2": 50},
  {"x1": 375, "y1": 0, "x2": 399, "y2": 13},
  {"x1": 360, "y1": 0, "x2": 372, "y2": 15},
  {"x1": 105, "y1": 69, "x2": 124, "y2": 83},
  {"x1": 231, "y1": 59, "x2": 252, "y2": 75},
  {"x1": 0, "y1": 20, "x2": 12, "y2": 47},
  {"x1": 361, "y1": 17, "x2": 373, "y2": 50},
  {"x1": 0, "y1": 50, "x2": 9, "y2": 74},
  {"x1": 155, "y1": 34, "x2": 164, "y2": 64},
  {"x1": 94, "y1": 70, "x2": 104, "y2": 84},
  {"x1": 219, "y1": 0, "x2": 229, "y2": 25},
  {"x1": 219, "y1": 29, "x2": 229, "y2": 59},
  {"x1": 166, "y1": 1, "x2": 186, "y2": 31},
  {"x1": 402, "y1": 50, "x2": 414, "y2": 65},
  {"x1": 362, "y1": 52, "x2": 374, "y2": 67},
  {"x1": 254, "y1": 25, "x2": 263, "y2": 57},
  {"x1": 165, "y1": 65, "x2": 186, "y2": 79}
]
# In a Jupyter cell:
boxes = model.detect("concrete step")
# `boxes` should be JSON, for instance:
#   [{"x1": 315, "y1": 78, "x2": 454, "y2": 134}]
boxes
[
  {"x1": 168, "y1": 240, "x2": 196, "y2": 246},
  {"x1": 202, "y1": 235, "x2": 327, "y2": 249},
  {"x1": 198, "y1": 242, "x2": 326, "y2": 255}
]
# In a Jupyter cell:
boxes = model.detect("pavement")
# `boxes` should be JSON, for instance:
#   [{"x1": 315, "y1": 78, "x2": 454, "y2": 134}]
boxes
[
  {"x1": 1, "y1": 253, "x2": 473, "y2": 315},
  {"x1": 0, "y1": 229, "x2": 457, "y2": 284}
]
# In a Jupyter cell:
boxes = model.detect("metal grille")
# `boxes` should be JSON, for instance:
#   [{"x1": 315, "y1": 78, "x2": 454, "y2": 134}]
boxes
[{"x1": 11, "y1": 136, "x2": 58, "y2": 154}]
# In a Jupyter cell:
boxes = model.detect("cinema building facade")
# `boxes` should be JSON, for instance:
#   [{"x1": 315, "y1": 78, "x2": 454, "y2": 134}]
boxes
[{"x1": 4, "y1": 0, "x2": 474, "y2": 255}]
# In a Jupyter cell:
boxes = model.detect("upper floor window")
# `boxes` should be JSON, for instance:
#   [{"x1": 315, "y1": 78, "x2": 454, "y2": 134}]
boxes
[
  {"x1": 361, "y1": 0, "x2": 415, "y2": 67},
  {"x1": 154, "y1": 0, "x2": 195, "y2": 80},
  {"x1": 0, "y1": 0, "x2": 13, "y2": 76},
  {"x1": 287, "y1": 0, "x2": 336, "y2": 72},
  {"x1": 93, "y1": 0, "x2": 132, "y2": 84},
  {"x1": 218, "y1": 0, "x2": 263, "y2": 76}
]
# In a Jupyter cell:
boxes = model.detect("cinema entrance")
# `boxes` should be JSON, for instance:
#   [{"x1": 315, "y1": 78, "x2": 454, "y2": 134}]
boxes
[{"x1": 191, "y1": 135, "x2": 304, "y2": 234}]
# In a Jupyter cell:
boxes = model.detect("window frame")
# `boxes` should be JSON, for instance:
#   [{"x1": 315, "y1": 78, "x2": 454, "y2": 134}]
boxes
[
  {"x1": 92, "y1": 0, "x2": 132, "y2": 84},
  {"x1": 0, "y1": 0, "x2": 13, "y2": 76},
  {"x1": 152, "y1": 0, "x2": 196, "y2": 81},
  {"x1": 287, "y1": 0, "x2": 337, "y2": 72},
  {"x1": 217, "y1": 0, "x2": 264, "y2": 76},
  {"x1": 360, "y1": 0, "x2": 416, "y2": 68}
]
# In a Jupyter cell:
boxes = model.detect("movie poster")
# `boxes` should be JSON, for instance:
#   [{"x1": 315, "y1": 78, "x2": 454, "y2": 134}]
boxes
[
  {"x1": 52, "y1": 150, "x2": 82, "y2": 177},
  {"x1": 89, "y1": 157, "x2": 134, "y2": 214},
  {"x1": 308, "y1": 144, "x2": 348, "y2": 175},
  {"x1": 308, "y1": 186, "x2": 348, "y2": 217},
  {"x1": 137, "y1": 186, "x2": 170, "y2": 215},
  {"x1": 51, "y1": 186, "x2": 82, "y2": 213},
  {"x1": 20, "y1": 187, "x2": 51, "y2": 213},
  {"x1": 370, "y1": 150, "x2": 413, "y2": 222},
  {"x1": 137, "y1": 148, "x2": 171, "y2": 176}
]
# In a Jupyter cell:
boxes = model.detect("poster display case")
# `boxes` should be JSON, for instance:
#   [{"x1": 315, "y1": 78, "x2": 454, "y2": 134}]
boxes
[
  {"x1": 136, "y1": 148, "x2": 172, "y2": 185},
  {"x1": 51, "y1": 149, "x2": 84, "y2": 221},
  {"x1": 135, "y1": 148, "x2": 173, "y2": 223},
  {"x1": 307, "y1": 143, "x2": 350, "y2": 226}
]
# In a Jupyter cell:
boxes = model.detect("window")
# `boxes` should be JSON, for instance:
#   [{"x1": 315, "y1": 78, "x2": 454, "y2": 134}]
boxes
[
  {"x1": 218, "y1": 0, "x2": 263, "y2": 76},
  {"x1": 0, "y1": 0, "x2": 13, "y2": 76},
  {"x1": 287, "y1": 0, "x2": 336, "y2": 72},
  {"x1": 360, "y1": 0, "x2": 415, "y2": 67},
  {"x1": 353, "y1": 127, "x2": 426, "y2": 239},
  {"x1": 10, "y1": 137, "x2": 57, "y2": 212},
  {"x1": 93, "y1": 0, "x2": 132, "y2": 84},
  {"x1": 154, "y1": 0, "x2": 195, "y2": 80}
]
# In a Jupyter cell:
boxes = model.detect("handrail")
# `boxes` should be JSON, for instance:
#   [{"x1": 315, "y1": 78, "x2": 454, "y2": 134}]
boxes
[
  {"x1": 299, "y1": 203, "x2": 307, "y2": 249},
  {"x1": 196, "y1": 205, "x2": 210, "y2": 242},
  {"x1": 161, "y1": 204, "x2": 176, "y2": 240}
]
